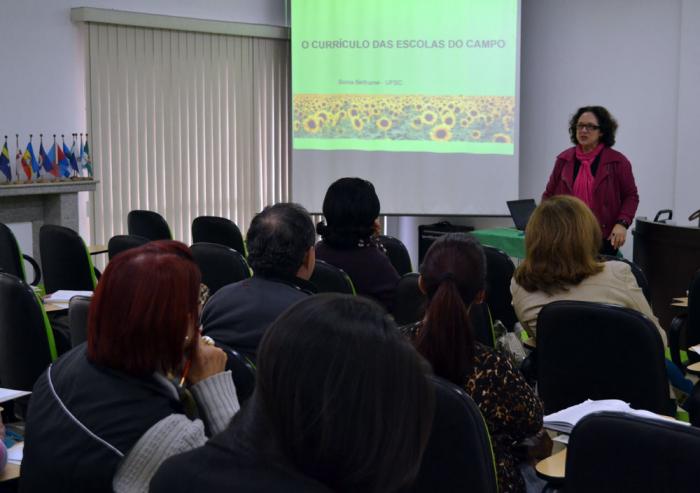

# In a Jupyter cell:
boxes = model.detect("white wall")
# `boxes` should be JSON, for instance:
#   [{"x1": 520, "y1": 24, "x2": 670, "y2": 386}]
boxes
[{"x1": 0, "y1": 0, "x2": 287, "y2": 249}]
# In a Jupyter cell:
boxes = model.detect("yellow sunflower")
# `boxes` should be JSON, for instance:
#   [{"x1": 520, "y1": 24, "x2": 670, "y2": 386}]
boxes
[
  {"x1": 441, "y1": 111, "x2": 457, "y2": 128},
  {"x1": 410, "y1": 117, "x2": 423, "y2": 130},
  {"x1": 421, "y1": 110, "x2": 438, "y2": 126},
  {"x1": 376, "y1": 116, "x2": 392, "y2": 131},
  {"x1": 293, "y1": 120, "x2": 301, "y2": 132},
  {"x1": 430, "y1": 124, "x2": 452, "y2": 141},
  {"x1": 303, "y1": 116, "x2": 321, "y2": 134},
  {"x1": 492, "y1": 133, "x2": 512, "y2": 143},
  {"x1": 352, "y1": 117, "x2": 364, "y2": 131},
  {"x1": 471, "y1": 130, "x2": 482, "y2": 140}
]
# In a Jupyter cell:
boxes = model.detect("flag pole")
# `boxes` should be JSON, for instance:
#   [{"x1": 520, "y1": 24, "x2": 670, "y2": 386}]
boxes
[{"x1": 15, "y1": 134, "x2": 19, "y2": 183}]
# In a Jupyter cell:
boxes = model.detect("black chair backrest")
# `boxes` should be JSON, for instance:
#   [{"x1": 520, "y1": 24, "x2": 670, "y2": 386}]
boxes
[
  {"x1": 0, "y1": 223, "x2": 41, "y2": 285},
  {"x1": 107, "y1": 234, "x2": 150, "y2": 260},
  {"x1": 40, "y1": 224, "x2": 97, "y2": 294},
  {"x1": 471, "y1": 302, "x2": 495, "y2": 348},
  {"x1": 567, "y1": 411, "x2": 700, "y2": 493},
  {"x1": 190, "y1": 243, "x2": 251, "y2": 295},
  {"x1": 392, "y1": 273, "x2": 425, "y2": 325},
  {"x1": 310, "y1": 260, "x2": 355, "y2": 294},
  {"x1": 0, "y1": 273, "x2": 56, "y2": 391},
  {"x1": 192, "y1": 216, "x2": 245, "y2": 256},
  {"x1": 483, "y1": 245, "x2": 517, "y2": 330},
  {"x1": 600, "y1": 255, "x2": 652, "y2": 304},
  {"x1": 68, "y1": 295, "x2": 91, "y2": 347},
  {"x1": 377, "y1": 235, "x2": 412, "y2": 276},
  {"x1": 218, "y1": 343, "x2": 256, "y2": 404},
  {"x1": 127, "y1": 210, "x2": 172, "y2": 241},
  {"x1": 537, "y1": 300, "x2": 672, "y2": 415},
  {"x1": 411, "y1": 376, "x2": 498, "y2": 493}
]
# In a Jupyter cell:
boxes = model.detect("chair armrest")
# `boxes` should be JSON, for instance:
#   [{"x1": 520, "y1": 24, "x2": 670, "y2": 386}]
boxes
[
  {"x1": 21, "y1": 253, "x2": 41, "y2": 286},
  {"x1": 669, "y1": 314, "x2": 688, "y2": 372}
]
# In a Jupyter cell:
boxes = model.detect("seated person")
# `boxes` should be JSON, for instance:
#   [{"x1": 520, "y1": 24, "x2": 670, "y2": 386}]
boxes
[
  {"x1": 201, "y1": 203, "x2": 316, "y2": 362},
  {"x1": 315, "y1": 177, "x2": 400, "y2": 311},
  {"x1": 511, "y1": 195, "x2": 666, "y2": 345},
  {"x1": 151, "y1": 294, "x2": 434, "y2": 493},
  {"x1": 402, "y1": 234, "x2": 543, "y2": 493},
  {"x1": 0, "y1": 418, "x2": 5, "y2": 473},
  {"x1": 20, "y1": 241, "x2": 239, "y2": 493}
]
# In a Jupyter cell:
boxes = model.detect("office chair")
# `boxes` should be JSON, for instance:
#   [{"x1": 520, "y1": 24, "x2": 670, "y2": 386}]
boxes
[
  {"x1": 192, "y1": 216, "x2": 246, "y2": 256},
  {"x1": 566, "y1": 411, "x2": 700, "y2": 493},
  {"x1": 599, "y1": 254, "x2": 652, "y2": 304},
  {"x1": 0, "y1": 273, "x2": 57, "y2": 391},
  {"x1": 393, "y1": 273, "x2": 425, "y2": 325},
  {"x1": 669, "y1": 268, "x2": 700, "y2": 372},
  {"x1": 127, "y1": 210, "x2": 172, "y2": 241},
  {"x1": 310, "y1": 260, "x2": 355, "y2": 295},
  {"x1": 68, "y1": 295, "x2": 92, "y2": 347},
  {"x1": 0, "y1": 222, "x2": 41, "y2": 286},
  {"x1": 377, "y1": 234, "x2": 412, "y2": 276},
  {"x1": 107, "y1": 234, "x2": 150, "y2": 260},
  {"x1": 410, "y1": 376, "x2": 498, "y2": 493},
  {"x1": 218, "y1": 343, "x2": 256, "y2": 404},
  {"x1": 190, "y1": 242, "x2": 251, "y2": 295},
  {"x1": 40, "y1": 224, "x2": 98, "y2": 294},
  {"x1": 483, "y1": 245, "x2": 518, "y2": 330},
  {"x1": 537, "y1": 300, "x2": 673, "y2": 415}
]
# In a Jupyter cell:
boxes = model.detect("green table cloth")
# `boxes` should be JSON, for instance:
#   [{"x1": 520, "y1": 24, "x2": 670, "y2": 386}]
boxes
[{"x1": 471, "y1": 227, "x2": 525, "y2": 259}]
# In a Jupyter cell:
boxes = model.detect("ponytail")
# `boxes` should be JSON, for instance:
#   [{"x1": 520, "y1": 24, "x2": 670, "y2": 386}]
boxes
[{"x1": 415, "y1": 278, "x2": 475, "y2": 385}]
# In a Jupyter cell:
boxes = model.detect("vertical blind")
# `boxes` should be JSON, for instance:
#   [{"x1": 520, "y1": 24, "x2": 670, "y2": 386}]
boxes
[{"x1": 87, "y1": 23, "x2": 290, "y2": 246}]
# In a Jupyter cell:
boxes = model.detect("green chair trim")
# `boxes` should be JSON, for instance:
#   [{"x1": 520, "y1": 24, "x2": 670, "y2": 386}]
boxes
[{"x1": 34, "y1": 291, "x2": 58, "y2": 362}]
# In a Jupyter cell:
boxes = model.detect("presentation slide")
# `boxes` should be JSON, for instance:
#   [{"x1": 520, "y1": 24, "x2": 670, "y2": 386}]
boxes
[{"x1": 291, "y1": 0, "x2": 521, "y2": 215}]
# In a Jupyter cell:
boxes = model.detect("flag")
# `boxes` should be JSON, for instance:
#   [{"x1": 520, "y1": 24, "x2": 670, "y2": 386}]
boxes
[
  {"x1": 41, "y1": 142, "x2": 58, "y2": 177},
  {"x1": 21, "y1": 148, "x2": 33, "y2": 180},
  {"x1": 15, "y1": 146, "x2": 22, "y2": 181},
  {"x1": 60, "y1": 142, "x2": 73, "y2": 177},
  {"x1": 0, "y1": 142, "x2": 11, "y2": 181},
  {"x1": 82, "y1": 139, "x2": 93, "y2": 178},
  {"x1": 27, "y1": 141, "x2": 40, "y2": 177},
  {"x1": 68, "y1": 140, "x2": 79, "y2": 175}
]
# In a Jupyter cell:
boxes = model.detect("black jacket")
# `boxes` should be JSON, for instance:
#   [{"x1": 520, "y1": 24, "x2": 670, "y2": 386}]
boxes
[
  {"x1": 20, "y1": 345, "x2": 183, "y2": 493},
  {"x1": 201, "y1": 275, "x2": 314, "y2": 361}
]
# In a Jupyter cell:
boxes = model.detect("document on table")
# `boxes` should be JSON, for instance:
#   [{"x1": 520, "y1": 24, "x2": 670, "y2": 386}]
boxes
[
  {"x1": 7, "y1": 442, "x2": 24, "y2": 464},
  {"x1": 0, "y1": 388, "x2": 31, "y2": 403},
  {"x1": 43, "y1": 290, "x2": 93, "y2": 305}
]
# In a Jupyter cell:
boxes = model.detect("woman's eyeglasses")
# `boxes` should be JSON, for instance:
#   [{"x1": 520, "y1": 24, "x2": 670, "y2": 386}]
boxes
[{"x1": 576, "y1": 123, "x2": 600, "y2": 132}]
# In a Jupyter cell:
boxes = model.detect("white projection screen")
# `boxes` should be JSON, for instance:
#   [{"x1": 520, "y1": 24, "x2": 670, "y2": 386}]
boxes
[{"x1": 291, "y1": 0, "x2": 521, "y2": 215}]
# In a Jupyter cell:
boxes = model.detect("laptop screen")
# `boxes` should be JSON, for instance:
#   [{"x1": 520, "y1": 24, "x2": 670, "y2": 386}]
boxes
[{"x1": 506, "y1": 199, "x2": 537, "y2": 231}]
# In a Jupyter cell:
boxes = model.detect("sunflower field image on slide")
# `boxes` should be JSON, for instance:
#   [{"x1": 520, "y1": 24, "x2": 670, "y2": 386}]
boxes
[{"x1": 292, "y1": 0, "x2": 518, "y2": 155}]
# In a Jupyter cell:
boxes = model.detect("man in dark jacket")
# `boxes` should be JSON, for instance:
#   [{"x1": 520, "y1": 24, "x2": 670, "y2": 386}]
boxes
[{"x1": 201, "y1": 203, "x2": 316, "y2": 362}]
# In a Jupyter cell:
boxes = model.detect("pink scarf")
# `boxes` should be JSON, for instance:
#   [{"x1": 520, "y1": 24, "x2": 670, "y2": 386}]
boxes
[{"x1": 573, "y1": 143, "x2": 604, "y2": 209}]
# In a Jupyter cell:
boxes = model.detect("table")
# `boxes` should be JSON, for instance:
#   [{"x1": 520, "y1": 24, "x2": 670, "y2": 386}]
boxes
[
  {"x1": 89, "y1": 244, "x2": 108, "y2": 255},
  {"x1": 536, "y1": 448, "x2": 566, "y2": 481},
  {"x1": 470, "y1": 227, "x2": 525, "y2": 259}
]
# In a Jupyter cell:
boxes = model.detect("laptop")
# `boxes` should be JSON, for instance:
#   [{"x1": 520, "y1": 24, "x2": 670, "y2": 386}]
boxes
[{"x1": 506, "y1": 199, "x2": 537, "y2": 231}]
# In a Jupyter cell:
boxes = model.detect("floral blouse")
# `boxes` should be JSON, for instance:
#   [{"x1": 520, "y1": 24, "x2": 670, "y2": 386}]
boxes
[{"x1": 401, "y1": 322, "x2": 543, "y2": 493}]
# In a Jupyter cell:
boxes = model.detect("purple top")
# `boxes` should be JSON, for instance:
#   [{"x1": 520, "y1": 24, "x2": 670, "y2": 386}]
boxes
[{"x1": 315, "y1": 241, "x2": 400, "y2": 312}]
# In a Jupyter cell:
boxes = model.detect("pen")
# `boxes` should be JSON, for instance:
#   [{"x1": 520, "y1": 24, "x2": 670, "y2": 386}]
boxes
[{"x1": 178, "y1": 358, "x2": 192, "y2": 387}]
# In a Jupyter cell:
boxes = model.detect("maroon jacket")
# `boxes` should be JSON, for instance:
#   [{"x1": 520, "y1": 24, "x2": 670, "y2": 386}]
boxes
[{"x1": 542, "y1": 146, "x2": 639, "y2": 239}]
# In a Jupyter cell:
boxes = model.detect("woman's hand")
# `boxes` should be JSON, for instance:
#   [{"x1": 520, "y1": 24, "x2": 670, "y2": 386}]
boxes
[
  {"x1": 608, "y1": 223, "x2": 628, "y2": 249},
  {"x1": 187, "y1": 340, "x2": 227, "y2": 385}
]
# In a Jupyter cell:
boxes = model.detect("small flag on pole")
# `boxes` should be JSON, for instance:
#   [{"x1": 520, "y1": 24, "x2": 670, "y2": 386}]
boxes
[
  {"x1": 68, "y1": 134, "x2": 79, "y2": 177},
  {"x1": 59, "y1": 136, "x2": 71, "y2": 178},
  {"x1": 0, "y1": 137, "x2": 11, "y2": 182},
  {"x1": 15, "y1": 135, "x2": 22, "y2": 182},
  {"x1": 27, "y1": 137, "x2": 40, "y2": 177},
  {"x1": 83, "y1": 134, "x2": 93, "y2": 178}
]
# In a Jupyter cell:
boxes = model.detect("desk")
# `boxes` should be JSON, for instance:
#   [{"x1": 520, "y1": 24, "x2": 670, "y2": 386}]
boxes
[
  {"x1": 43, "y1": 302, "x2": 68, "y2": 313},
  {"x1": 535, "y1": 448, "x2": 566, "y2": 481},
  {"x1": 470, "y1": 227, "x2": 525, "y2": 259},
  {"x1": 0, "y1": 463, "x2": 20, "y2": 482},
  {"x1": 88, "y1": 244, "x2": 107, "y2": 255}
]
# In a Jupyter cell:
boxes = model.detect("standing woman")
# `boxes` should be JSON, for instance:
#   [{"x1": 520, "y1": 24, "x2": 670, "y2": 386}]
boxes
[{"x1": 543, "y1": 106, "x2": 639, "y2": 255}]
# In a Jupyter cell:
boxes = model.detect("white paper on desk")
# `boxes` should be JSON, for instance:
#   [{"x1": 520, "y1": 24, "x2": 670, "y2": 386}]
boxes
[
  {"x1": 7, "y1": 442, "x2": 24, "y2": 464},
  {"x1": 0, "y1": 388, "x2": 31, "y2": 403},
  {"x1": 44, "y1": 290, "x2": 93, "y2": 303},
  {"x1": 689, "y1": 344, "x2": 700, "y2": 355}
]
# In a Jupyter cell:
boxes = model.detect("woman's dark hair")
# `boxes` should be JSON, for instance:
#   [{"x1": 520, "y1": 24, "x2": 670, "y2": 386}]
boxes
[
  {"x1": 317, "y1": 177, "x2": 380, "y2": 248},
  {"x1": 87, "y1": 240, "x2": 200, "y2": 376},
  {"x1": 254, "y1": 294, "x2": 434, "y2": 492},
  {"x1": 415, "y1": 233, "x2": 486, "y2": 385},
  {"x1": 568, "y1": 105, "x2": 618, "y2": 147}
]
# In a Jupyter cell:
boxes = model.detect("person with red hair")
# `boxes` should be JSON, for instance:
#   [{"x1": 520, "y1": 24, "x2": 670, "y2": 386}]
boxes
[{"x1": 21, "y1": 241, "x2": 239, "y2": 493}]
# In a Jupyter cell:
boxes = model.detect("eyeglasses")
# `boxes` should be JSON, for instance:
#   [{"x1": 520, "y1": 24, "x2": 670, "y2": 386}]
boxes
[{"x1": 576, "y1": 123, "x2": 600, "y2": 132}]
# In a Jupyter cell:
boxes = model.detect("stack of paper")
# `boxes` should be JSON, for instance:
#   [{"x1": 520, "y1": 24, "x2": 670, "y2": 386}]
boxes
[
  {"x1": 0, "y1": 388, "x2": 31, "y2": 404},
  {"x1": 543, "y1": 399, "x2": 687, "y2": 434},
  {"x1": 43, "y1": 290, "x2": 93, "y2": 305},
  {"x1": 7, "y1": 442, "x2": 24, "y2": 465}
]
